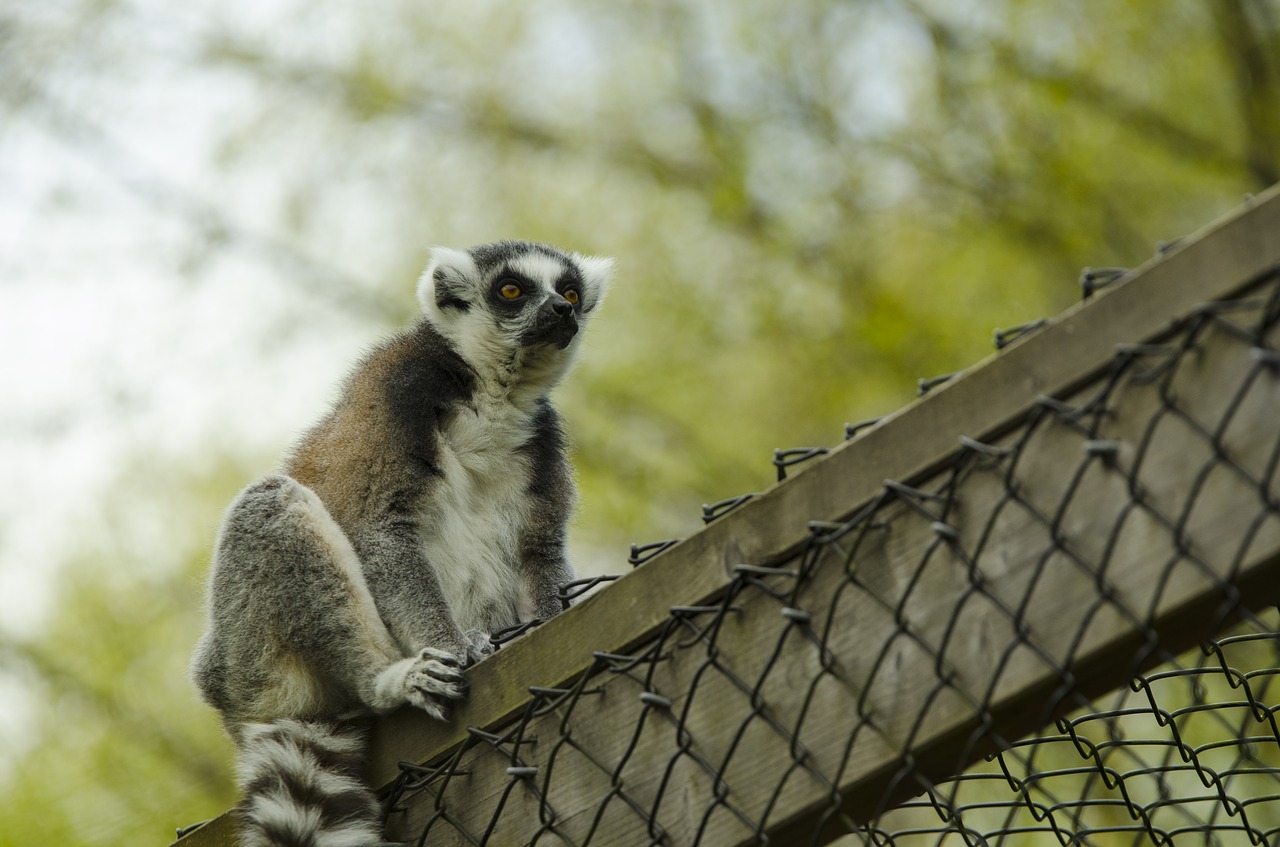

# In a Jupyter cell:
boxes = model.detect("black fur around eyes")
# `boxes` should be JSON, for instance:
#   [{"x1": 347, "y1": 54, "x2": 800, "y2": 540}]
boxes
[
  {"x1": 553, "y1": 268, "x2": 585, "y2": 309},
  {"x1": 490, "y1": 274, "x2": 534, "y2": 310}
]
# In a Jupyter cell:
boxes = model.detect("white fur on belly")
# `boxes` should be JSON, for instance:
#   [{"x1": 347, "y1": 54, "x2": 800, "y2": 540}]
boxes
[{"x1": 420, "y1": 395, "x2": 535, "y2": 633}]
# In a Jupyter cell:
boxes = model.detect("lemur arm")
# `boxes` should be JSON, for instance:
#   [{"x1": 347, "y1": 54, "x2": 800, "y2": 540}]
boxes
[
  {"x1": 352, "y1": 523, "x2": 478, "y2": 660},
  {"x1": 520, "y1": 401, "x2": 578, "y2": 620}
]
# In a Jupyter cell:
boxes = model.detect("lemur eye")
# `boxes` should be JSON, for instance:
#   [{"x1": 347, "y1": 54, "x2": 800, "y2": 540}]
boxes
[
  {"x1": 499, "y1": 281, "x2": 522, "y2": 299},
  {"x1": 563, "y1": 289, "x2": 580, "y2": 306}
]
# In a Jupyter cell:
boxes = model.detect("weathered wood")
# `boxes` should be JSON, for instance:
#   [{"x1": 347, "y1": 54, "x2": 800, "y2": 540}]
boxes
[
  {"x1": 170, "y1": 185, "x2": 1280, "y2": 847},
  {"x1": 381, "y1": 272, "x2": 1280, "y2": 845}
]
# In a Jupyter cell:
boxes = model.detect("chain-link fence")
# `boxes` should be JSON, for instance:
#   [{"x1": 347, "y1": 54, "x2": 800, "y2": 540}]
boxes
[
  {"x1": 368, "y1": 194, "x2": 1280, "y2": 846},
  {"x1": 871, "y1": 608, "x2": 1280, "y2": 845}
]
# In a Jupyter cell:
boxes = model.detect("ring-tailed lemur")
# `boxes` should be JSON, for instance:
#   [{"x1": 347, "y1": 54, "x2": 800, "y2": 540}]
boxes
[{"x1": 191, "y1": 241, "x2": 612, "y2": 847}]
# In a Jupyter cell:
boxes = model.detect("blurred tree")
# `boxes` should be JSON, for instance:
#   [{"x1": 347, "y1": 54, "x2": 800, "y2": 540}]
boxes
[
  {"x1": 0, "y1": 460, "x2": 252, "y2": 846},
  {"x1": 156, "y1": 0, "x2": 1276, "y2": 538},
  {"x1": 0, "y1": 0, "x2": 1275, "y2": 843}
]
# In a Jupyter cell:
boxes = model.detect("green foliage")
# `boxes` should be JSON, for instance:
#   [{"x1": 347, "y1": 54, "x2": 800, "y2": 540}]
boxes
[{"x1": 0, "y1": 0, "x2": 1276, "y2": 843}]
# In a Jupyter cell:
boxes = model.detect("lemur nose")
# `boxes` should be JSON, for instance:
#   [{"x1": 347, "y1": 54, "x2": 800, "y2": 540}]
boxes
[{"x1": 550, "y1": 297, "x2": 573, "y2": 317}]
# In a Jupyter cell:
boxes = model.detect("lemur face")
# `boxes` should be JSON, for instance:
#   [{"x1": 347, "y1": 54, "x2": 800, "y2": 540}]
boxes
[{"x1": 418, "y1": 241, "x2": 613, "y2": 375}]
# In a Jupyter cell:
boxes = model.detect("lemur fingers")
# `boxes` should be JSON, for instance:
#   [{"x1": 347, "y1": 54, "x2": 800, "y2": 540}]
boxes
[
  {"x1": 371, "y1": 648, "x2": 467, "y2": 719},
  {"x1": 404, "y1": 648, "x2": 468, "y2": 719},
  {"x1": 422, "y1": 646, "x2": 465, "y2": 670}
]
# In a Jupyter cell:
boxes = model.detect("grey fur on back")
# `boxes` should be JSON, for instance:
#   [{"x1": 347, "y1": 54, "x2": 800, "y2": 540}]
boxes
[{"x1": 191, "y1": 241, "x2": 613, "y2": 846}]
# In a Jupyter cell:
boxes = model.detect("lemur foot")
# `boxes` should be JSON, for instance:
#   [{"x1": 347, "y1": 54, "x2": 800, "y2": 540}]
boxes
[{"x1": 372, "y1": 648, "x2": 467, "y2": 719}]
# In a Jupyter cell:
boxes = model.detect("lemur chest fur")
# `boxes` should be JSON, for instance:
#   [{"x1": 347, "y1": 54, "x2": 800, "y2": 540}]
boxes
[{"x1": 419, "y1": 391, "x2": 535, "y2": 632}]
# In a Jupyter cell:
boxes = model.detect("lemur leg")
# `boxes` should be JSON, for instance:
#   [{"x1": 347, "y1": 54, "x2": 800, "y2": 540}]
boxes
[{"x1": 194, "y1": 475, "x2": 466, "y2": 723}]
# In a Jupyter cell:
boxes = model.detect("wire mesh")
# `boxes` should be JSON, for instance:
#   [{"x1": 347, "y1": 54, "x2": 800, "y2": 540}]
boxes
[
  {"x1": 866, "y1": 610, "x2": 1280, "y2": 845},
  {"x1": 376, "y1": 260, "x2": 1280, "y2": 846}
]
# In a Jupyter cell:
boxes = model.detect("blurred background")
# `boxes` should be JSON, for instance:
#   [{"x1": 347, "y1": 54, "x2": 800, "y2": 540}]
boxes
[{"x1": 0, "y1": 0, "x2": 1276, "y2": 843}]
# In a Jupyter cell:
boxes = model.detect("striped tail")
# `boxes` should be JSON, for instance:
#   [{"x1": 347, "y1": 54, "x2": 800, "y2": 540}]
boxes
[{"x1": 236, "y1": 719, "x2": 386, "y2": 847}]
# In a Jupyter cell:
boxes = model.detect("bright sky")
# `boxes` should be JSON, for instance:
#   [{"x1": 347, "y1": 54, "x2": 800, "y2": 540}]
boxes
[
  {"x1": 0, "y1": 10, "x2": 364, "y2": 635},
  {"x1": 0, "y1": 4, "x2": 387, "y2": 764}
]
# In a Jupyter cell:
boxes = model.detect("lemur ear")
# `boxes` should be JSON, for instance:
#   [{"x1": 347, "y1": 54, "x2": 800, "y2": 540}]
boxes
[
  {"x1": 418, "y1": 247, "x2": 479, "y2": 313},
  {"x1": 574, "y1": 254, "x2": 615, "y2": 314}
]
